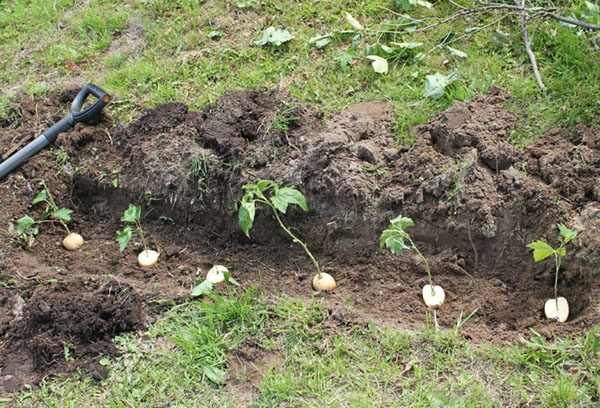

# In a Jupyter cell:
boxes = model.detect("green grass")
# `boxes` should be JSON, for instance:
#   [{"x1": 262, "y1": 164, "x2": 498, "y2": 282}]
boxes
[
  {"x1": 8, "y1": 287, "x2": 600, "y2": 407},
  {"x1": 1, "y1": 0, "x2": 599, "y2": 138}
]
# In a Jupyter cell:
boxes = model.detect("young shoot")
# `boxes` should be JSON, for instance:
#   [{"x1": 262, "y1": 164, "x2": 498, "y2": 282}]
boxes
[
  {"x1": 13, "y1": 180, "x2": 83, "y2": 250},
  {"x1": 238, "y1": 180, "x2": 335, "y2": 291},
  {"x1": 380, "y1": 215, "x2": 445, "y2": 307},
  {"x1": 526, "y1": 223, "x2": 577, "y2": 322},
  {"x1": 117, "y1": 203, "x2": 158, "y2": 267}
]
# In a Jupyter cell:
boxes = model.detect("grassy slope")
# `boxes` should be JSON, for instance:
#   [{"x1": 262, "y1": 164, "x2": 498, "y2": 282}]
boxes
[{"x1": 2, "y1": 0, "x2": 600, "y2": 406}]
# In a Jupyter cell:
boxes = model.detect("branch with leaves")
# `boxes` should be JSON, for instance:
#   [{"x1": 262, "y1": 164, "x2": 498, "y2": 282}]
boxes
[{"x1": 238, "y1": 180, "x2": 336, "y2": 291}]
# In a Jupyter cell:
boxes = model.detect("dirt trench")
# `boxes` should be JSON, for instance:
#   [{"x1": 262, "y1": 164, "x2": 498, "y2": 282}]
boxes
[{"x1": 1, "y1": 87, "x2": 599, "y2": 393}]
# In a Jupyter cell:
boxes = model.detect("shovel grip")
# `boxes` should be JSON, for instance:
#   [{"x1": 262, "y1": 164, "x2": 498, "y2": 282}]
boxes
[{"x1": 70, "y1": 83, "x2": 110, "y2": 123}]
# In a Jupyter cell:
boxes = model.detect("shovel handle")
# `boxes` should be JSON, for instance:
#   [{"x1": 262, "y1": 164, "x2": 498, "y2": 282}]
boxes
[
  {"x1": 71, "y1": 83, "x2": 111, "y2": 123},
  {"x1": 44, "y1": 84, "x2": 110, "y2": 143},
  {"x1": 0, "y1": 83, "x2": 110, "y2": 180}
]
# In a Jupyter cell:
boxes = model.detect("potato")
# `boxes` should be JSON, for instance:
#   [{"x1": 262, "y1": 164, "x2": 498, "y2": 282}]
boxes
[{"x1": 63, "y1": 233, "x2": 84, "y2": 251}]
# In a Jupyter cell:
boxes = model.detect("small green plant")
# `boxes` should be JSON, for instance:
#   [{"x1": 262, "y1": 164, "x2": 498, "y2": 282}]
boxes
[
  {"x1": 11, "y1": 180, "x2": 83, "y2": 250},
  {"x1": 526, "y1": 223, "x2": 577, "y2": 322},
  {"x1": 238, "y1": 180, "x2": 336, "y2": 291},
  {"x1": 380, "y1": 215, "x2": 445, "y2": 307},
  {"x1": 117, "y1": 204, "x2": 158, "y2": 267}
]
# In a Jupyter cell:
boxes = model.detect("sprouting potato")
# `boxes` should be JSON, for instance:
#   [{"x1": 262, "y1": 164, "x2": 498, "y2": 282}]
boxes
[
  {"x1": 138, "y1": 249, "x2": 159, "y2": 267},
  {"x1": 312, "y1": 272, "x2": 336, "y2": 291}
]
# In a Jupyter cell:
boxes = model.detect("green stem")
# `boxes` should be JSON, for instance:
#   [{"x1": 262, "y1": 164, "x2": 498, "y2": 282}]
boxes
[
  {"x1": 554, "y1": 250, "x2": 561, "y2": 305},
  {"x1": 135, "y1": 220, "x2": 148, "y2": 252},
  {"x1": 258, "y1": 196, "x2": 321, "y2": 276},
  {"x1": 410, "y1": 237, "x2": 434, "y2": 295},
  {"x1": 41, "y1": 180, "x2": 70, "y2": 234}
]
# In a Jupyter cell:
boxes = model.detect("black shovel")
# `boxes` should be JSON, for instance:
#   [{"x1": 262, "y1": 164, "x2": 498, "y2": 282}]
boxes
[{"x1": 0, "y1": 83, "x2": 110, "y2": 181}]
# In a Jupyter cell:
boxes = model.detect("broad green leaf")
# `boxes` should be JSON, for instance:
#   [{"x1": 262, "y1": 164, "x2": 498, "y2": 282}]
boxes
[
  {"x1": 17, "y1": 215, "x2": 36, "y2": 234},
  {"x1": 557, "y1": 223, "x2": 577, "y2": 243},
  {"x1": 424, "y1": 73, "x2": 448, "y2": 99},
  {"x1": 423, "y1": 72, "x2": 460, "y2": 99},
  {"x1": 309, "y1": 34, "x2": 332, "y2": 49},
  {"x1": 380, "y1": 229, "x2": 410, "y2": 254},
  {"x1": 270, "y1": 187, "x2": 308, "y2": 214},
  {"x1": 556, "y1": 247, "x2": 566, "y2": 257},
  {"x1": 242, "y1": 183, "x2": 256, "y2": 190},
  {"x1": 366, "y1": 43, "x2": 394, "y2": 57},
  {"x1": 254, "y1": 27, "x2": 294, "y2": 47},
  {"x1": 121, "y1": 204, "x2": 141, "y2": 223},
  {"x1": 256, "y1": 179, "x2": 273, "y2": 193},
  {"x1": 204, "y1": 365, "x2": 227, "y2": 384},
  {"x1": 223, "y1": 270, "x2": 240, "y2": 287},
  {"x1": 345, "y1": 12, "x2": 363, "y2": 30},
  {"x1": 367, "y1": 55, "x2": 388, "y2": 74},
  {"x1": 446, "y1": 46, "x2": 468, "y2": 58},
  {"x1": 32, "y1": 190, "x2": 47, "y2": 205},
  {"x1": 526, "y1": 240, "x2": 555, "y2": 262},
  {"x1": 99, "y1": 357, "x2": 110, "y2": 366},
  {"x1": 53, "y1": 208, "x2": 72, "y2": 222},
  {"x1": 191, "y1": 279, "x2": 213, "y2": 297},
  {"x1": 238, "y1": 200, "x2": 255, "y2": 238},
  {"x1": 389, "y1": 215, "x2": 414, "y2": 231},
  {"x1": 116, "y1": 226, "x2": 133, "y2": 252}
]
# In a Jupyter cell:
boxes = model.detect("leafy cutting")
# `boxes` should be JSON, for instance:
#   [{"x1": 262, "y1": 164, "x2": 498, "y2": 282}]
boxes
[
  {"x1": 381, "y1": 215, "x2": 445, "y2": 307},
  {"x1": 527, "y1": 223, "x2": 577, "y2": 308},
  {"x1": 116, "y1": 204, "x2": 147, "y2": 252},
  {"x1": 239, "y1": 180, "x2": 335, "y2": 291}
]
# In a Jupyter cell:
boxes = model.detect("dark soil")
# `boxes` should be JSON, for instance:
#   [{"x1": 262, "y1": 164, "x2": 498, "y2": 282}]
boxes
[{"x1": 1, "y1": 86, "x2": 599, "y2": 393}]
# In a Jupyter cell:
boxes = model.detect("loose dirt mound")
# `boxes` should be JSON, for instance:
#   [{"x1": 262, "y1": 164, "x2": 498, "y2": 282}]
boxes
[{"x1": 1, "y1": 87, "x2": 599, "y2": 392}]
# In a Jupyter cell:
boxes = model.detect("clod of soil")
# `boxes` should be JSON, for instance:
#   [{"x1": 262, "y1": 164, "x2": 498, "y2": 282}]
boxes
[
  {"x1": 422, "y1": 284, "x2": 445, "y2": 308},
  {"x1": 312, "y1": 272, "x2": 336, "y2": 291},
  {"x1": 207, "y1": 265, "x2": 227, "y2": 284},
  {"x1": 545, "y1": 297, "x2": 569, "y2": 322},
  {"x1": 62, "y1": 232, "x2": 84, "y2": 250},
  {"x1": 138, "y1": 249, "x2": 159, "y2": 267}
]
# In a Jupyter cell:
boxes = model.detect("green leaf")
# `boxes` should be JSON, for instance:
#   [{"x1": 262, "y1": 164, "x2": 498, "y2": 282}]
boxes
[
  {"x1": 116, "y1": 226, "x2": 133, "y2": 252},
  {"x1": 557, "y1": 223, "x2": 577, "y2": 243},
  {"x1": 556, "y1": 247, "x2": 566, "y2": 257},
  {"x1": 380, "y1": 229, "x2": 410, "y2": 254},
  {"x1": 238, "y1": 200, "x2": 256, "y2": 238},
  {"x1": 270, "y1": 187, "x2": 308, "y2": 214},
  {"x1": 254, "y1": 27, "x2": 294, "y2": 47},
  {"x1": 223, "y1": 270, "x2": 240, "y2": 287},
  {"x1": 345, "y1": 12, "x2": 363, "y2": 30},
  {"x1": 526, "y1": 240, "x2": 555, "y2": 262},
  {"x1": 191, "y1": 279, "x2": 213, "y2": 297},
  {"x1": 204, "y1": 365, "x2": 227, "y2": 384},
  {"x1": 423, "y1": 72, "x2": 460, "y2": 99},
  {"x1": 53, "y1": 208, "x2": 72, "y2": 222},
  {"x1": 17, "y1": 215, "x2": 36, "y2": 234},
  {"x1": 32, "y1": 190, "x2": 47, "y2": 205},
  {"x1": 121, "y1": 204, "x2": 141, "y2": 223},
  {"x1": 99, "y1": 357, "x2": 110, "y2": 366},
  {"x1": 365, "y1": 43, "x2": 394, "y2": 57},
  {"x1": 256, "y1": 180, "x2": 273, "y2": 193},
  {"x1": 446, "y1": 46, "x2": 468, "y2": 58},
  {"x1": 309, "y1": 34, "x2": 332, "y2": 49},
  {"x1": 367, "y1": 55, "x2": 388, "y2": 74},
  {"x1": 389, "y1": 215, "x2": 414, "y2": 230}
]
